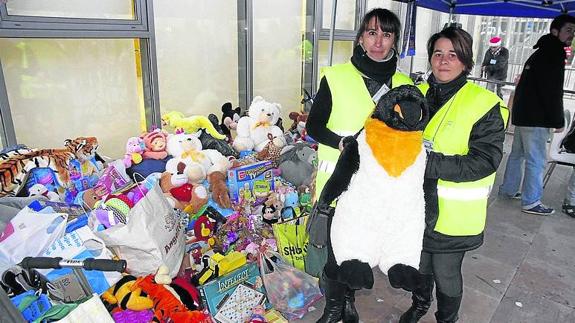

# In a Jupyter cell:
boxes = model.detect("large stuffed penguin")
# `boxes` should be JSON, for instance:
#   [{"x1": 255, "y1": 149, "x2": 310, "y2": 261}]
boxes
[{"x1": 318, "y1": 85, "x2": 429, "y2": 293}]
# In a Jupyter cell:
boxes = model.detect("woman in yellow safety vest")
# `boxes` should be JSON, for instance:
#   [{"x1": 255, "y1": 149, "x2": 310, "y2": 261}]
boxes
[
  {"x1": 307, "y1": 8, "x2": 412, "y2": 323},
  {"x1": 399, "y1": 27, "x2": 508, "y2": 323}
]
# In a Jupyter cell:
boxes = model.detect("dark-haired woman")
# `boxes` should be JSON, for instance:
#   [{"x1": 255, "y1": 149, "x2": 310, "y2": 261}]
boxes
[
  {"x1": 306, "y1": 8, "x2": 412, "y2": 323},
  {"x1": 399, "y1": 27, "x2": 509, "y2": 323}
]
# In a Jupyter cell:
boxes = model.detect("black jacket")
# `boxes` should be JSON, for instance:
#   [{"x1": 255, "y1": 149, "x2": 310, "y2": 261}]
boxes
[
  {"x1": 512, "y1": 34, "x2": 566, "y2": 128},
  {"x1": 423, "y1": 74, "x2": 507, "y2": 253},
  {"x1": 481, "y1": 47, "x2": 509, "y2": 81}
]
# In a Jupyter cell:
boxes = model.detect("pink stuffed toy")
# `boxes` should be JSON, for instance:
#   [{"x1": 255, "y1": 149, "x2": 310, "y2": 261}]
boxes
[
  {"x1": 142, "y1": 129, "x2": 168, "y2": 160},
  {"x1": 123, "y1": 136, "x2": 145, "y2": 168}
]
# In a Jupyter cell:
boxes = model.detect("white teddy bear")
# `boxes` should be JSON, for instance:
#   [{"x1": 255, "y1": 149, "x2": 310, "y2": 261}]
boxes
[
  {"x1": 166, "y1": 132, "x2": 231, "y2": 184},
  {"x1": 233, "y1": 96, "x2": 287, "y2": 152}
]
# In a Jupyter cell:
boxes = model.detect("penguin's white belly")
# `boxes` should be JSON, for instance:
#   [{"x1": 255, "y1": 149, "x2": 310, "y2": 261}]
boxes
[{"x1": 330, "y1": 133, "x2": 427, "y2": 273}]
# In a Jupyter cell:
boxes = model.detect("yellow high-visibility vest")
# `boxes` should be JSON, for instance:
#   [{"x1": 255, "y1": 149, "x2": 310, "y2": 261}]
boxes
[
  {"x1": 419, "y1": 81, "x2": 509, "y2": 236},
  {"x1": 314, "y1": 62, "x2": 412, "y2": 201}
]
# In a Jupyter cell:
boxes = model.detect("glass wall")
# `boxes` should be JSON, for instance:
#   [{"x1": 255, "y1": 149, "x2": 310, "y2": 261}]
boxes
[
  {"x1": 322, "y1": 0, "x2": 356, "y2": 30},
  {"x1": 0, "y1": 38, "x2": 143, "y2": 158},
  {"x1": 253, "y1": 0, "x2": 306, "y2": 120},
  {"x1": 6, "y1": 0, "x2": 134, "y2": 20},
  {"x1": 153, "y1": 0, "x2": 239, "y2": 119}
]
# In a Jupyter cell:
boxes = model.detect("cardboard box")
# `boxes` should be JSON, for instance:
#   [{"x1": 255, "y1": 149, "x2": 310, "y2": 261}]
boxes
[
  {"x1": 199, "y1": 262, "x2": 269, "y2": 323},
  {"x1": 227, "y1": 160, "x2": 276, "y2": 203}
]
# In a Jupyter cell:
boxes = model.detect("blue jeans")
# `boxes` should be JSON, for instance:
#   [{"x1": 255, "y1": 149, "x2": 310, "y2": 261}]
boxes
[
  {"x1": 499, "y1": 126, "x2": 551, "y2": 209},
  {"x1": 564, "y1": 167, "x2": 575, "y2": 205}
]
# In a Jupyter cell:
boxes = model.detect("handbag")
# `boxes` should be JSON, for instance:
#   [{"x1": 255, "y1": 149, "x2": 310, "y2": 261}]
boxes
[{"x1": 303, "y1": 203, "x2": 332, "y2": 277}]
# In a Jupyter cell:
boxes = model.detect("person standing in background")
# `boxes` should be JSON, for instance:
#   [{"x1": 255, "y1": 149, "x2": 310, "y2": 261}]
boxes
[
  {"x1": 499, "y1": 14, "x2": 575, "y2": 216},
  {"x1": 481, "y1": 36, "x2": 509, "y2": 98}
]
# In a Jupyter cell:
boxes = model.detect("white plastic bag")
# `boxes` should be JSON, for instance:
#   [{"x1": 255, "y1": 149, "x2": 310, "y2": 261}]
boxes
[
  {"x1": 0, "y1": 207, "x2": 67, "y2": 272},
  {"x1": 93, "y1": 183, "x2": 185, "y2": 277}
]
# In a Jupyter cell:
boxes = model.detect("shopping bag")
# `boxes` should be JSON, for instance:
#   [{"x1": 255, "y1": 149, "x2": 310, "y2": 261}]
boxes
[
  {"x1": 93, "y1": 183, "x2": 185, "y2": 278},
  {"x1": 38, "y1": 226, "x2": 121, "y2": 298},
  {"x1": 0, "y1": 207, "x2": 67, "y2": 273},
  {"x1": 272, "y1": 216, "x2": 308, "y2": 271},
  {"x1": 259, "y1": 251, "x2": 322, "y2": 320}
]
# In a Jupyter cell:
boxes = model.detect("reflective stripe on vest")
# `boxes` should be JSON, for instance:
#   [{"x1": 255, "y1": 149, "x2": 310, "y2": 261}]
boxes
[
  {"x1": 314, "y1": 62, "x2": 413, "y2": 200},
  {"x1": 420, "y1": 81, "x2": 509, "y2": 236}
]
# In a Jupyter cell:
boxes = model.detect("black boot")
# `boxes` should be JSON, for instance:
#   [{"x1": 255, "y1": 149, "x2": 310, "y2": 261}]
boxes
[
  {"x1": 399, "y1": 274, "x2": 434, "y2": 323},
  {"x1": 316, "y1": 271, "x2": 347, "y2": 323},
  {"x1": 435, "y1": 291, "x2": 462, "y2": 323},
  {"x1": 342, "y1": 288, "x2": 359, "y2": 323}
]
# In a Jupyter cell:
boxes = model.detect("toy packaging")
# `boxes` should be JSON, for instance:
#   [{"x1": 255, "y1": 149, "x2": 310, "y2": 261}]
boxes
[
  {"x1": 227, "y1": 160, "x2": 275, "y2": 203},
  {"x1": 199, "y1": 262, "x2": 269, "y2": 323}
]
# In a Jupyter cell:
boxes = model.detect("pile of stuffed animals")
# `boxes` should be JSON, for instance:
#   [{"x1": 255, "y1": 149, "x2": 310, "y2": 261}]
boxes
[{"x1": 0, "y1": 94, "x2": 319, "y2": 323}]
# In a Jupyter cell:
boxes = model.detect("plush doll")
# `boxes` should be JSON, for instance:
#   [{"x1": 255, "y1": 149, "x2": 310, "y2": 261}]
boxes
[
  {"x1": 123, "y1": 136, "x2": 145, "y2": 168},
  {"x1": 101, "y1": 275, "x2": 153, "y2": 311},
  {"x1": 162, "y1": 111, "x2": 226, "y2": 140},
  {"x1": 277, "y1": 143, "x2": 317, "y2": 187},
  {"x1": 219, "y1": 102, "x2": 241, "y2": 142},
  {"x1": 233, "y1": 96, "x2": 287, "y2": 152},
  {"x1": 142, "y1": 129, "x2": 169, "y2": 160},
  {"x1": 317, "y1": 85, "x2": 430, "y2": 309},
  {"x1": 28, "y1": 184, "x2": 60, "y2": 201}
]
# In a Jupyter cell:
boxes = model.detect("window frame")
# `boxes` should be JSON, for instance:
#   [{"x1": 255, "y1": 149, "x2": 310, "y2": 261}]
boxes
[{"x1": 0, "y1": 0, "x2": 160, "y2": 148}]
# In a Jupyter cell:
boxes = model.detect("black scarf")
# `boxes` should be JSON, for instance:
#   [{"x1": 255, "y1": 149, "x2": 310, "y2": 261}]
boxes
[
  {"x1": 426, "y1": 72, "x2": 467, "y2": 118},
  {"x1": 350, "y1": 44, "x2": 397, "y2": 85}
]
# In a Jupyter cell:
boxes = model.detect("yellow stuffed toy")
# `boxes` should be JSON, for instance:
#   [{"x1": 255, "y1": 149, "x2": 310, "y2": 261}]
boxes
[
  {"x1": 101, "y1": 275, "x2": 153, "y2": 311},
  {"x1": 162, "y1": 111, "x2": 226, "y2": 140}
]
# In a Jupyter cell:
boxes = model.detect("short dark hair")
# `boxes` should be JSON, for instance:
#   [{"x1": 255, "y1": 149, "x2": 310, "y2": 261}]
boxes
[
  {"x1": 355, "y1": 8, "x2": 401, "y2": 49},
  {"x1": 550, "y1": 14, "x2": 575, "y2": 33},
  {"x1": 427, "y1": 26, "x2": 474, "y2": 73}
]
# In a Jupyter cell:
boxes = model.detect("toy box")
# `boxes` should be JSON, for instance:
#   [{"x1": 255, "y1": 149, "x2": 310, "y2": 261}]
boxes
[
  {"x1": 199, "y1": 262, "x2": 269, "y2": 323},
  {"x1": 227, "y1": 160, "x2": 275, "y2": 203}
]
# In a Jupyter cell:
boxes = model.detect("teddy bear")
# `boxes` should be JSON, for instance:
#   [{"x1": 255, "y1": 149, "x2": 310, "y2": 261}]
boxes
[
  {"x1": 160, "y1": 161, "x2": 208, "y2": 214},
  {"x1": 166, "y1": 132, "x2": 232, "y2": 209},
  {"x1": 142, "y1": 129, "x2": 169, "y2": 160},
  {"x1": 123, "y1": 136, "x2": 145, "y2": 168},
  {"x1": 233, "y1": 96, "x2": 287, "y2": 152}
]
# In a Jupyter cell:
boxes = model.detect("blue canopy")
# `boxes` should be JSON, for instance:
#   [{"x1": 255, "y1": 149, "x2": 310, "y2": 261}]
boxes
[{"x1": 412, "y1": 0, "x2": 575, "y2": 18}]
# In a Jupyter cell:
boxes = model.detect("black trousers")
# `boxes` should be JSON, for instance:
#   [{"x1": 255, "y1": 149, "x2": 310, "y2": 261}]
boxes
[
  {"x1": 324, "y1": 214, "x2": 340, "y2": 279},
  {"x1": 419, "y1": 250, "x2": 465, "y2": 297}
]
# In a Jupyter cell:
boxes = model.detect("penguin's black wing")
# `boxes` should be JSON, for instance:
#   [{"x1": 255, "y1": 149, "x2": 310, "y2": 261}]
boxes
[{"x1": 318, "y1": 136, "x2": 360, "y2": 209}]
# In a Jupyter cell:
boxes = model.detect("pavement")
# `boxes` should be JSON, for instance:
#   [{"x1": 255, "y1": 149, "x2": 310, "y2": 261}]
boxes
[{"x1": 298, "y1": 128, "x2": 575, "y2": 323}]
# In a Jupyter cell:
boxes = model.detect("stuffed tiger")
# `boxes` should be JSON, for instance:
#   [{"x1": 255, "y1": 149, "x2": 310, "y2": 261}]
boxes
[{"x1": 0, "y1": 137, "x2": 99, "y2": 197}]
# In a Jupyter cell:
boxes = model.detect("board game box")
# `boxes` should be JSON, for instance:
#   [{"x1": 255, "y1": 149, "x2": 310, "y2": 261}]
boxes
[{"x1": 198, "y1": 262, "x2": 269, "y2": 323}]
